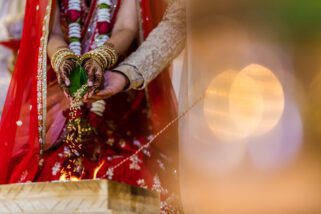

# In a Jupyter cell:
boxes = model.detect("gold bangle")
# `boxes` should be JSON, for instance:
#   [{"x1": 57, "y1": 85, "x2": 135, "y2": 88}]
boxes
[
  {"x1": 81, "y1": 52, "x2": 105, "y2": 70},
  {"x1": 98, "y1": 45, "x2": 118, "y2": 69},
  {"x1": 80, "y1": 44, "x2": 119, "y2": 71},
  {"x1": 51, "y1": 48, "x2": 68, "y2": 70},
  {"x1": 51, "y1": 48, "x2": 79, "y2": 73}
]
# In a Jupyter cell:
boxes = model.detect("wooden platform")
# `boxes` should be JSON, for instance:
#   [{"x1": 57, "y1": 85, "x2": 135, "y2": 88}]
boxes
[{"x1": 0, "y1": 180, "x2": 160, "y2": 214}]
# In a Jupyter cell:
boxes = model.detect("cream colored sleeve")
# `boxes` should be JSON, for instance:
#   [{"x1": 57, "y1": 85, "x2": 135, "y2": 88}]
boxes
[{"x1": 114, "y1": 0, "x2": 186, "y2": 90}]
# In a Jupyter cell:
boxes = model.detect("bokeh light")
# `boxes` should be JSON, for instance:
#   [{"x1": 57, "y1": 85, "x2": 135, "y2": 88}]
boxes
[
  {"x1": 248, "y1": 99, "x2": 303, "y2": 170},
  {"x1": 240, "y1": 64, "x2": 285, "y2": 136},
  {"x1": 204, "y1": 64, "x2": 285, "y2": 142}
]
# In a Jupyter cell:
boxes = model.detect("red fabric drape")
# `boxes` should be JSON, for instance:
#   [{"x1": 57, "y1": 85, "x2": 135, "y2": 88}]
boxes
[
  {"x1": 0, "y1": 40, "x2": 21, "y2": 52},
  {"x1": 0, "y1": 0, "x2": 50, "y2": 184},
  {"x1": 0, "y1": 0, "x2": 178, "y2": 184}
]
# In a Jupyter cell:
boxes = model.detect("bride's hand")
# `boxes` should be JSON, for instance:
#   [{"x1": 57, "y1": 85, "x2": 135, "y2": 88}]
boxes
[
  {"x1": 57, "y1": 59, "x2": 75, "y2": 97},
  {"x1": 83, "y1": 58, "x2": 104, "y2": 100},
  {"x1": 84, "y1": 71, "x2": 128, "y2": 103}
]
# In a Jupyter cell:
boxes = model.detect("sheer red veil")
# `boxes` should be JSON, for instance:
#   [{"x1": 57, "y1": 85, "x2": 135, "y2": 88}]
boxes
[{"x1": 0, "y1": 0, "x2": 177, "y2": 184}]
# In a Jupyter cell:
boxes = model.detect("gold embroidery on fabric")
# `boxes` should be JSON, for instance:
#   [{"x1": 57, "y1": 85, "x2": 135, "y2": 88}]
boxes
[{"x1": 37, "y1": 0, "x2": 53, "y2": 164}]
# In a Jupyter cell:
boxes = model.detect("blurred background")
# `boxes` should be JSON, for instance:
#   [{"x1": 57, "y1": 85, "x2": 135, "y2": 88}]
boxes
[
  {"x1": 178, "y1": 0, "x2": 321, "y2": 213},
  {"x1": 1, "y1": 0, "x2": 321, "y2": 213},
  {"x1": 0, "y1": 0, "x2": 24, "y2": 117}
]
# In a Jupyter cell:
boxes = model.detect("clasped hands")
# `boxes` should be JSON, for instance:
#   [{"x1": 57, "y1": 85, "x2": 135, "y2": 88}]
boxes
[{"x1": 53, "y1": 47, "x2": 128, "y2": 103}]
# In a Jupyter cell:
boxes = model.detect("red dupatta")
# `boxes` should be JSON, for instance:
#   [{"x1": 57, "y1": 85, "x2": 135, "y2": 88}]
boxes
[
  {"x1": 0, "y1": 40, "x2": 21, "y2": 52},
  {"x1": 0, "y1": 0, "x2": 53, "y2": 184},
  {"x1": 0, "y1": 0, "x2": 177, "y2": 184}
]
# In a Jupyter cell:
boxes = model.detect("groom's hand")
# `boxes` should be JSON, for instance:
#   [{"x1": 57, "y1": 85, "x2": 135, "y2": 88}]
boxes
[{"x1": 84, "y1": 71, "x2": 128, "y2": 102}]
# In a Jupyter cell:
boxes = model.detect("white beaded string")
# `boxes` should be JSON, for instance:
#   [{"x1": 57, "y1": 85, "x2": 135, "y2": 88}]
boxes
[
  {"x1": 68, "y1": 0, "x2": 82, "y2": 55},
  {"x1": 67, "y1": 0, "x2": 112, "y2": 115}
]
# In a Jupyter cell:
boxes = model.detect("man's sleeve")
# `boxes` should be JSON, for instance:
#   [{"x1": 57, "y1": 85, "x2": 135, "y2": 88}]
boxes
[{"x1": 113, "y1": 0, "x2": 186, "y2": 90}]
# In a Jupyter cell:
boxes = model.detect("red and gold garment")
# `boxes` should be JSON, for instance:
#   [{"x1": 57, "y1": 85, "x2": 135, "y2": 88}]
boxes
[{"x1": 0, "y1": 0, "x2": 180, "y2": 213}]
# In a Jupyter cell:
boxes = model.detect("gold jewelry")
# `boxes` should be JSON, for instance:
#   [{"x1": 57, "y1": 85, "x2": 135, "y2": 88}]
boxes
[
  {"x1": 81, "y1": 52, "x2": 105, "y2": 70},
  {"x1": 80, "y1": 44, "x2": 119, "y2": 71},
  {"x1": 51, "y1": 48, "x2": 79, "y2": 73},
  {"x1": 100, "y1": 44, "x2": 118, "y2": 68}
]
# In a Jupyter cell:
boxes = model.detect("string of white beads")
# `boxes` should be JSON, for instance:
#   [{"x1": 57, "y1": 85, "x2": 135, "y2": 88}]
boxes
[
  {"x1": 68, "y1": 0, "x2": 82, "y2": 55},
  {"x1": 90, "y1": 100, "x2": 106, "y2": 116}
]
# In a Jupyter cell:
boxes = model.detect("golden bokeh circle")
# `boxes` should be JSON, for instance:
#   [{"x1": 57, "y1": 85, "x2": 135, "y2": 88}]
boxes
[{"x1": 204, "y1": 64, "x2": 285, "y2": 142}]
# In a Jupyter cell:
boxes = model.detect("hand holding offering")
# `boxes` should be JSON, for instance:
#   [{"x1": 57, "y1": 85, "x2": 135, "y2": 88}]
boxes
[
  {"x1": 51, "y1": 44, "x2": 119, "y2": 100},
  {"x1": 80, "y1": 44, "x2": 119, "y2": 100},
  {"x1": 51, "y1": 48, "x2": 79, "y2": 96}
]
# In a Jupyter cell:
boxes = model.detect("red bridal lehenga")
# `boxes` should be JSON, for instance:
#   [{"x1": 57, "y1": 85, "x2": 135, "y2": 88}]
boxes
[{"x1": 0, "y1": 0, "x2": 180, "y2": 213}]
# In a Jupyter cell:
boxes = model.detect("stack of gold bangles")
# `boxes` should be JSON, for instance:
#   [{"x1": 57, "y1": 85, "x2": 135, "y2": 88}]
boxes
[
  {"x1": 80, "y1": 43, "x2": 119, "y2": 71},
  {"x1": 51, "y1": 48, "x2": 80, "y2": 73}
]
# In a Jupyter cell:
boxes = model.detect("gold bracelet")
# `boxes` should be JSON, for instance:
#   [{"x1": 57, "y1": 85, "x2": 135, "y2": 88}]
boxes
[
  {"x1": 51, "y1": 48, "x2": 68, "y2": 71},
  {"x1": 81, "y1": 52, "x2": 105, "y2": 70},
  {"x1": 51, "y1": 48, "x2": 79, "y2": 73},
  {"x1": 104, "y1": 44, "x2": 118, "y2": 67},
  {"x1": 97, "y1": 45, "x2": 118, "y2": 69},
  {"x1": 80, "y1": 44, "x2": 119, "y2": 71}
]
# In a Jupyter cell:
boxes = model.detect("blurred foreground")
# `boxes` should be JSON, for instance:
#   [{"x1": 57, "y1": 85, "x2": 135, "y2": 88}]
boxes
[{"x1": 179, "y1": 0, "x2": 321, "y2": 213}]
